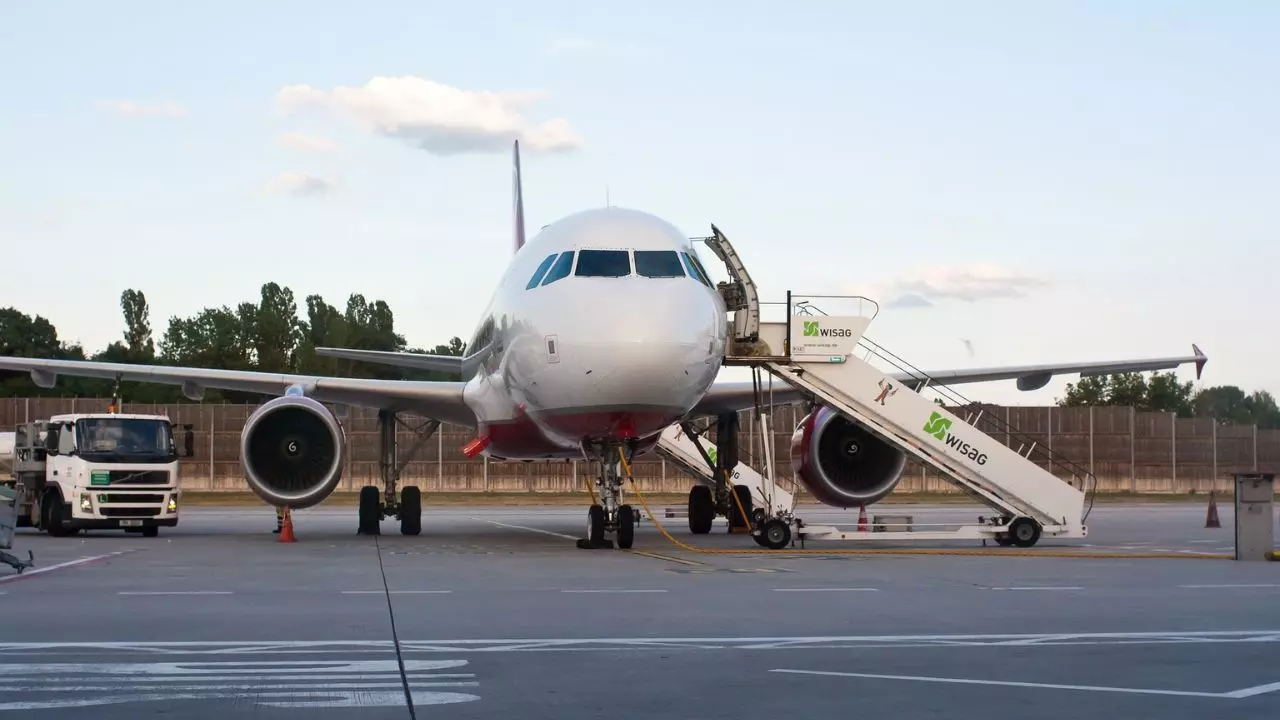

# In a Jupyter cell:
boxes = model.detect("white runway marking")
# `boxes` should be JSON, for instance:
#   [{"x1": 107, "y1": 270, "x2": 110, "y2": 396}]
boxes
[
  {"x1": 0, "y1": 659, "x2": 480, "y2": 711},
  {"x1": 769, "y1": 668, "x2": 1273, "y2": 699},
  {"x1": 772, "y1": 588, "x2": 879, "y2": 592},
  {"x1": 560, "y1": 589, "x2": 668, "y2": 594},
  {"x1": 341, "y1": 590, "x2": 452, "y2": 595},
  {"x1": 475, "y1": 518, "x2": 578, "y2": 541},
  {"x1": 0, "y1": 552, "x2": 132, "y2": 585},
  {"x1": 2, "y1": 630, "x2": 1279, "y2": 656},
  {"x1": 1179, "y1": 584, "x2": 1280, "y2": 589},
  {"x1": 118, "y1": 591, "x2": 232, "y2": 596},
  {"x1": 987, "y1": 587, "x2": 1083, "y2": 591}
]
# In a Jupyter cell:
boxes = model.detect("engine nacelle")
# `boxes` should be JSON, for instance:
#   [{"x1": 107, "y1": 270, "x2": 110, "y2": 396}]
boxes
[
  {"x1": 240, "y1": 394, "x2": 346, "y2": 509},
  {"x1": 790, "y1": 405, "x2": 907, "y2": 508}
]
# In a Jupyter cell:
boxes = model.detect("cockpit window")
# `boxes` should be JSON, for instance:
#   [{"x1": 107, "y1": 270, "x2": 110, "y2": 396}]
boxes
[
  {"x1": 575, "y1": 249, "x2": 631, "y2": 277},
  {"x1": 526, "y1": 254, "x2": 559, "y2": 289},
  {"x1": 681, "y1": 252, "x2": 713, "y2": 287},
  {"x1": 634, "y1": 250, "x2": 686, "y2": 278},
  {"x1": 540, "y1": 251, "x2": 575, "y2": 286}
]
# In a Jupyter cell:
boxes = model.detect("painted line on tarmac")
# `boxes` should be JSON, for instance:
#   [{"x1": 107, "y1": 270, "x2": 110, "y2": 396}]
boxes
[
  {"x1": 772, "y1": 588, "x2": 880, "y2": 593},
  {"x1": 560, "y1": 589, "x2": 668, "y2": 594},
  {"x1": 0, "y1": 551, "x2": 137, "y2": 586},
  {"x1": 473, "y1": 518, "x2": 578, "y2": 541},
  {"x1": 341, "y1": 590, "x2": 453, "y2": 595},
  {"x1": 987, "y1": 586, "x2": 1083, "y2": 592},
  {"x1": 118, "y1": 591, "x2": 233, "y2": 596},
  {"x1": 625, "y1": 549, "x2": 706, "y2": 567},
  {"x1": 1179, "y1": 584, "x2": 1280, "y2": 589},
  {"x1": 768, "y1": 668, "x2": 1240, "y2": 699}
]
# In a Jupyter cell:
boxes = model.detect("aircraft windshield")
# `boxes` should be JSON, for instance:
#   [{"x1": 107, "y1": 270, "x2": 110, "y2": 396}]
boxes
[
  {"x1": 575, "y1": 250, "x2": 631, "y2": 277},
  {"x1": 74, "y1": 418, "x2": 175, "y2": 458},
  {"x1": 634, "y1": 250, "x2": 686, "y2": 278}
]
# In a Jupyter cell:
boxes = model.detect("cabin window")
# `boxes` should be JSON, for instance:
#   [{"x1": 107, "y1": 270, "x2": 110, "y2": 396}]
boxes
[
  {"x1": 526, "y1": 254, "x2": 559, "y2": 289},
  {"x1": 681, "y1": 252, "x2": 713, "y2": 287},
  {"x1": 540, "y1": 251, "x2": 575, "y2": 286},
  {"x1": 575, "y1": 249, "x2": 631, "y2": 277},
  {"x1": 635, "y1": 250, "x2": 686, "y2": 278}
]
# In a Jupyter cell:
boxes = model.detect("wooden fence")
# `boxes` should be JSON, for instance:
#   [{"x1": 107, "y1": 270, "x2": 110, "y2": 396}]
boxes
[{"x1": 2, "y1": 397, "x2": 1276, "y2": 496}]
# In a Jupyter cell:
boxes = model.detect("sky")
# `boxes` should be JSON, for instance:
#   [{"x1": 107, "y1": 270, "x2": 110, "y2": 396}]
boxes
[{"x1": 1, "y1": 0, "x2": 1276, "y2": 406}]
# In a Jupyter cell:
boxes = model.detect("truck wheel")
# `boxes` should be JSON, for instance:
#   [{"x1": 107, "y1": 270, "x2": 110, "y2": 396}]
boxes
[{"x1": 43, "y1": 493, "x2": 72, "y2": 538}]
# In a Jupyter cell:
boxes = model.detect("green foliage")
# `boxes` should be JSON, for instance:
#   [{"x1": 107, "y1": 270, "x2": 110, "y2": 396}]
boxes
[
  {"x1": 0, "y1": 285, "x2": 468, "y2": 401},
  {"x1": 1059, "y1": 371, "x2": 1278, "y2": 429}
]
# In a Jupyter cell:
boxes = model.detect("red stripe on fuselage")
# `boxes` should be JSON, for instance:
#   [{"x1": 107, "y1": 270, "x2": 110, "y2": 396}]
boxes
[{"x1": 478, "y1": 408, "x2": 679, "y2": 459}]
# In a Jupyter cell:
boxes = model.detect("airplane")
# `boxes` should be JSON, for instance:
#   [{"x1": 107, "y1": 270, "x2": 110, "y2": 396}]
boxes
[{"x1": 0, "y1": 140, "x2": 1208, "y2": 548}]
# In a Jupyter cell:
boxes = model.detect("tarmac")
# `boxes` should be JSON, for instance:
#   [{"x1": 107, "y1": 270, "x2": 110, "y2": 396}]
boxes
[{"x1": 0, "y1": 501, "x2": 1277, "y2": 718}]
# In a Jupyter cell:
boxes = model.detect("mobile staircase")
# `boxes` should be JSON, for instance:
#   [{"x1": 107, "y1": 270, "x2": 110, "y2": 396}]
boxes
[
  {"x1": 680, "y1": 224, "x2": 1096, "y2": 550},
  {"x1": 653, "y1": 421, "x2": 794, "y2": 523}
]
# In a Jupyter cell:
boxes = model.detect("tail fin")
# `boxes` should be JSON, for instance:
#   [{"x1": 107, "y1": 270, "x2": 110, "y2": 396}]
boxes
[{"x1": 513, "y1": 140, "x2": 526, "y2": 252}]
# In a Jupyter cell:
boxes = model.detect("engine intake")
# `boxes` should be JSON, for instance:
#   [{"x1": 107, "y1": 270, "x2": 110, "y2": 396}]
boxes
[
  {"x1": 240, "y1": 394, "x2": 345, "y2": 509},
  {"x1": 790, "y1": 406, "x2": 907, "y2": 508}
]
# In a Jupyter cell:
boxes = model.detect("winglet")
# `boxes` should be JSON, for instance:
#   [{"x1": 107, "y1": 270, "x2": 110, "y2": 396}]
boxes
[
  {"x1": 513, "y1": 139, "x2": 526, "y2": 253},
  {"x1": 1192, "y1": 343, "x2": 1207, "y2": 380}
]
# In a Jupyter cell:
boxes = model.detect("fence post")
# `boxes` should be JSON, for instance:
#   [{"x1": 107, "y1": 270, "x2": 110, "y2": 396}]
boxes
[
  {"x1": 1253, "y1": 425, "x2": 1259, "y2": 472},
  {"x1": 1088, "y1": 406, "x2": 1094, "y2": 477},
  {"x1": 1047, "y1": 406, "x2": 1053, "y2": 474},
  {"x1": 1129, "y1": 406, "x2": 1136, "y2": 492},
  {"x1": 207, "y1": 404, "x2": 214, "y2": 490},
  {"x1": 1170, "y1": 411, "x2": 1177, "y2": 490},
  {"x1": 1211, "y1": 420, "x2": 1217, "y2": 492},
  {"x1": 483, "y1": 455, "x2": 489, "y2": 492},
  {"x1": 437, "y1": 429, "x2": 443, "y2": 486}
]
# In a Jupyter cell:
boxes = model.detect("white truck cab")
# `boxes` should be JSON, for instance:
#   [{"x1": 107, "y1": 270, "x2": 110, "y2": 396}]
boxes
[{"x1": 9, "y1": 412, "x2": 187, "y2": 537}]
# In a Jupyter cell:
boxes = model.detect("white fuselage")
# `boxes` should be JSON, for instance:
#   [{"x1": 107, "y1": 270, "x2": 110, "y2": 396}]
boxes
[{"x1": 459, "y1": 207, "x2": 729, "y2": 459}]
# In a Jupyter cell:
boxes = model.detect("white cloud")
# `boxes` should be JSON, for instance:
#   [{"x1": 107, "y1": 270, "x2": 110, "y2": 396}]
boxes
[
  {"x1": 848, "y1": 264, "x2": 1051, "y2": 309},
  {"x1": 95, "y1": 100, "x2": 188, "y2": 118},
  {"x1": 273, "y1": 75, "x2": 582, "y2": 155},
  {"x1": 266, "y1": 172, "x2": 337, "y2": 197},
  {"x1": 277, "y1": 132, "x2": 340, "y2": 153}
]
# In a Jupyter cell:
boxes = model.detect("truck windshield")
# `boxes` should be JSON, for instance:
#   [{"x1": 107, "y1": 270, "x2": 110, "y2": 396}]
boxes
[{"x1": 74, "y1": 418, "x2": 175, "y2": 461}]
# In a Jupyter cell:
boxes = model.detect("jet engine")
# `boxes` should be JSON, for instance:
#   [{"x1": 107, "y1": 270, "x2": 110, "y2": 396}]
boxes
[
  {"x1": 790, "y1": 405, "x2": 907, "y2": 508},
  {"x1": 240, "y1": 394, "x2": 346, "y2": 509}
]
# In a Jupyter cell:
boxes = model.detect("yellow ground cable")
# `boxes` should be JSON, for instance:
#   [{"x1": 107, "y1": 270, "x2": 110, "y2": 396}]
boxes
[{"x1": 614, "y1": 448, "x2": 1232, "y2": 560}]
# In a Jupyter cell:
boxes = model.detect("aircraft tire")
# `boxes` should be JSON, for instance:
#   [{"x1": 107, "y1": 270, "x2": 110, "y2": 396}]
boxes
[
  {"x1": 688, "y1": 486, "x2": 714, "y2": 534},
  {"x1": 728, "y1": 485, "x2": 753, "y2": 531},
  {"x1": 400, "y1": 486, "x2": 422, "y2": 536},
  {"x1": 587, "y1": 504, "x2": 606, "y2": 546},
  {"x1": 358, "y1": 485, "x2": 381, "y2": 535},
  {"x1": 617, "y1": 505, "x2": 635, "y2": 549}
]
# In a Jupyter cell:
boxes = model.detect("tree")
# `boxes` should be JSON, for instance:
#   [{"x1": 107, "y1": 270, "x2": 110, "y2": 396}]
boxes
[
  {"x1": 1194, "y1": 385, "x2": 1280, "y2": 429},
  {"x1": 121, "y1": 289, "x2": 155, "y2": 360},
  {"x1": 1059, "y1": 371, "x2": 1196, "y2": 417}
]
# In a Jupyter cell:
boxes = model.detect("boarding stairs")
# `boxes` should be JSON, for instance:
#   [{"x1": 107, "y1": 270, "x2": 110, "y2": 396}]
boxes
[{"x1": 688, "y1": 225, "x2": 1094, "y2": 545}]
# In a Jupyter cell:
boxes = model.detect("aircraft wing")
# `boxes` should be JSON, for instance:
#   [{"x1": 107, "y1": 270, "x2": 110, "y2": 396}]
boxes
[
  {"x1": 691, "y1": 345, "x2": 1208, "y2": 416},
  {"x1": 0, "y1": 356, "x2": 477, "y2": 427}
]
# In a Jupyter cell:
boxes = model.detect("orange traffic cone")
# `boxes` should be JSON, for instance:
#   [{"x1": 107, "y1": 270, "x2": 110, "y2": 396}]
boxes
[
  {"x1": 1205, "y1": 491, "x2": 1220, "y2": 529},
  {"x1": 278, "y1": 506, "x2": 296, "y2": 542},
  {"x1": 857, "y1": 505, "x2": 868, "y2": 532}
]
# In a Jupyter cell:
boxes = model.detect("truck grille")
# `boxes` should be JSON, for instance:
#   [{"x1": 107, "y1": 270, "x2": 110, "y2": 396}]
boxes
[
  {"x1": 101, "y1": 507, "x2": 162, "y2": 517},
  {"x1": 106, "y1": 471, "x2": 171, "y2": 486},
  {"x1": 99, "y1": 494, "x2": 166, "y2": 504}
]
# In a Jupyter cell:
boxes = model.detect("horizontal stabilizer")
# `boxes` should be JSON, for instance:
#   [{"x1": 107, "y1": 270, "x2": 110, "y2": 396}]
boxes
[{"x1": 314, "y1": 347, "x2": 465, "y2": 376}]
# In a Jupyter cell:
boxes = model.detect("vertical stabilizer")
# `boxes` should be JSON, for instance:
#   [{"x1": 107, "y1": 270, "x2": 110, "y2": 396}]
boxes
[{"x1": 513, "y1": 140, "x2": 526, "y2": 252}]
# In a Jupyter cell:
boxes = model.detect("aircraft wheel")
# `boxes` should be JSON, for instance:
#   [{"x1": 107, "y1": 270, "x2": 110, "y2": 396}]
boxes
[
  {"x1": 728, "y1": 485, "x2": 753, "y2": 531},
  {"x1": 616, "y1": 504, "x2": 635, "y2": 549},
  {"x1": 759, "y1": 519, "x2": 792, "y2": 550},
  {"x1": 358, "y1": 485, "x2": 381, "y2": 535},
  {"x1": 587, "y1": 504, "x2": 606, "y2": 546},
  {"x1": 1008, "y1": 517, "x2": 1041, "y2": 548},
  {"x1": 400, "y1": 486, "x2": 422, "y2": 536},
  {"x1": 688, "y1": 486, "x2": 714, "y2": 534}
]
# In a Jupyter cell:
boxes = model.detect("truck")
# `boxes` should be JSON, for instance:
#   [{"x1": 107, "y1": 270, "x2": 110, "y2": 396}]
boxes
[{"x1": 5, "y1": 412, "x2": 191, "y2": 537}]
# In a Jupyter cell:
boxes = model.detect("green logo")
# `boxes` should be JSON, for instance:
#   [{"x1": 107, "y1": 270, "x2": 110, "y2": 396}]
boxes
[
  {"x1": 705, "y1": 445, "x2": 718, "y2": 465},
  {"x1": 923, "y1": 411, "x2": 952, "y2": 441},
  {"x1": 90, "y1": 471, "x2": 110, "y2": 486},
  {"x1": 803, "y1": 321, "x2": 819, "y2": 336},
  {"x1": 923, "y1": 411, "x2": 988, "y2": 466}
]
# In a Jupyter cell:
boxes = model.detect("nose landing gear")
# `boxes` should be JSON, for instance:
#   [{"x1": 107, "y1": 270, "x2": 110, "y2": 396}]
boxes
[{"x1": 579, "y1": 442, "x2": 638, "y2": 550}]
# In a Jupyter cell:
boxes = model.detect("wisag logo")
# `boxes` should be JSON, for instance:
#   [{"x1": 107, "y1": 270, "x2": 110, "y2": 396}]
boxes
[
  {"x1": 801, "y1": 320, "x2": 852, "y2": 338},
  {"x1": 923, "y1": 411, "x2": 988, "y2": 466}
]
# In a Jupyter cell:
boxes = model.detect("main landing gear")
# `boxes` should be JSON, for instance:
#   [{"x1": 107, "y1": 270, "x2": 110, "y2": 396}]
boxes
[
  {"x1": 357, "y1": 410, "x2": 440, "y2": 537},
  {"x1": 579, "y1": 442, "x2": 638, "y2": 550},
  {"x1": 683, "y1": 413, "x2": 756, "y2": 539}
]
